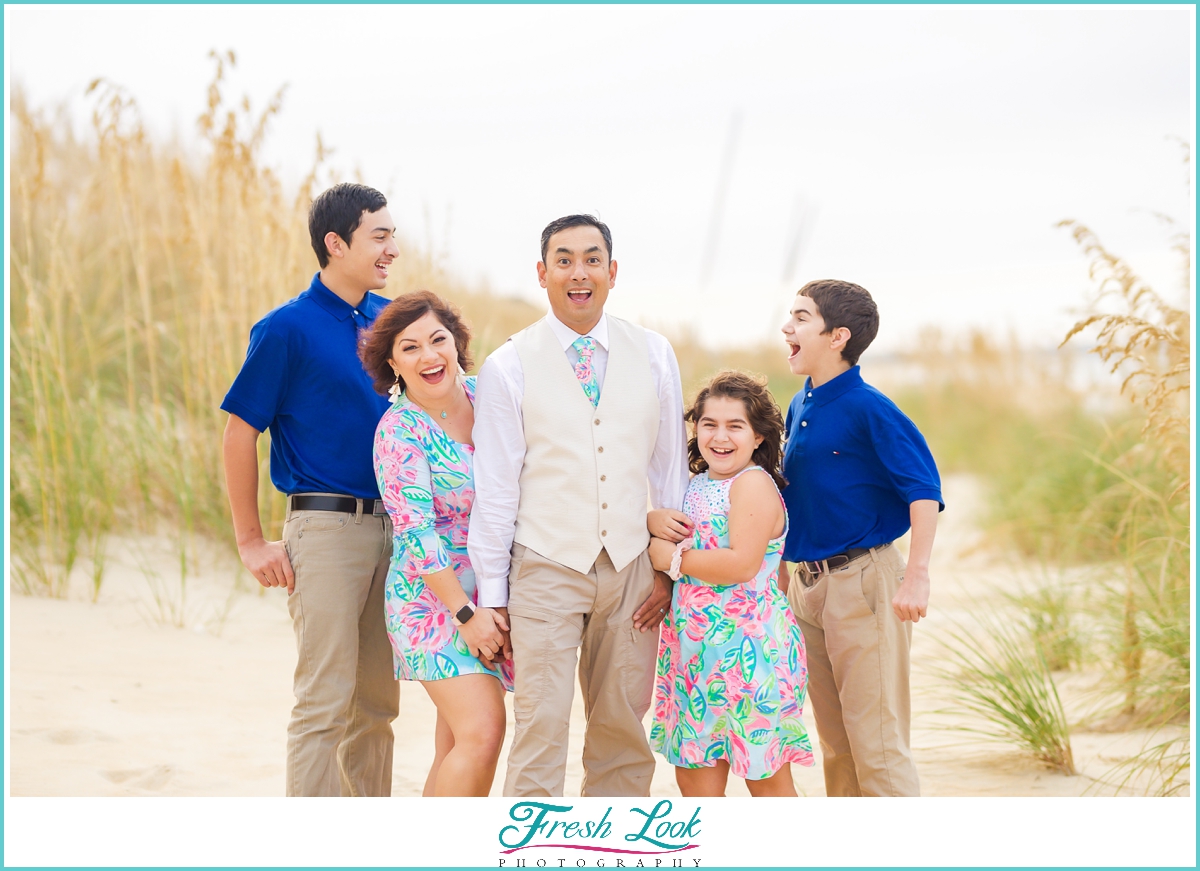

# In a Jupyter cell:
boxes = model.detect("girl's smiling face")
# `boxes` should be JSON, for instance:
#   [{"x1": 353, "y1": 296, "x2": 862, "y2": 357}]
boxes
[{"x1": 695, "y1": 395, "x2": 763, "y2": 479}]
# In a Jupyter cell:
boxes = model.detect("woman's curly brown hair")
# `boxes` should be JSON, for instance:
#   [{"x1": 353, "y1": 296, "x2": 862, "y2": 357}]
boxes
[
  {"x1": 685, "y1": 369, "x2": 787, "y2": 490},
  {"x1": 359, "y1": 290, "x2": 473, "y2": 395}
]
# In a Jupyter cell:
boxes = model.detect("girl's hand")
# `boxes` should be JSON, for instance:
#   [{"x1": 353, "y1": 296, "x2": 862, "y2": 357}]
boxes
[
  {"x1": 457, "y1": 607, "x2": 506, "y2": 664},
  {"x1": 648, "y1": 508, "x2": 692, "y2": 543},
  {"x1": 648, "y1": 537, "x2": 676, "y2": 573}
]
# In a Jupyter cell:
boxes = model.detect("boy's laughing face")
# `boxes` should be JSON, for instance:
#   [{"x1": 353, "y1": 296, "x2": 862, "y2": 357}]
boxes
[{"x1": 782, "y1": 293, "x2": 830, "y2": 377}]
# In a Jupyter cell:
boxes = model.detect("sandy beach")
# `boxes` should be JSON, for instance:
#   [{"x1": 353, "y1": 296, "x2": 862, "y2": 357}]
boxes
[{"x1": 7, "y1": 474, "x2": 1183, "y2": 798}]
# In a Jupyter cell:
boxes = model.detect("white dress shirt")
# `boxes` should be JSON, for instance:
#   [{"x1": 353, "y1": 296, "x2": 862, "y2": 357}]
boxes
[{"x1": 468, "y1": 311, "x2": 690, "y2": 607}]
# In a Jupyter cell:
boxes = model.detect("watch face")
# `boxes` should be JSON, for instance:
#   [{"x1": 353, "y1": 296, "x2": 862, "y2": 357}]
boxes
[{"x1": 455, "y1": 603, "x2": 475, "y2": 624}]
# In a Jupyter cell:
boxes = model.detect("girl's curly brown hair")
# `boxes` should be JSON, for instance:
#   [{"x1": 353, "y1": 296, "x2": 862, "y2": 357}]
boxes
[
  {"x1": 685, "y1": 369, "x2": 787, "y2": 490},
  {"x1": 359, "y1": 290, "x2": 473, "y2": 395}
]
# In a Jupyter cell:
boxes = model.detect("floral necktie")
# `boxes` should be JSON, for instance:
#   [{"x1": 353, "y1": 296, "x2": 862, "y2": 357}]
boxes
[{"x1": 571, "y1": 335, "x2": 600, "y2": 407}]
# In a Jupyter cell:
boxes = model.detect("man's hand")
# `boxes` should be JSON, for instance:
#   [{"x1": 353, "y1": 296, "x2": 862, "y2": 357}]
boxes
[
  {"x1": 648, "y1": 537, "x2": 676, "y2": 573},
  {"x1": 493, "y1": 606, "x2": 513, "y2": 662},
  {"x1": 633, "y1": 570, "x2": 673, "y2": 633},
  {"x1": 776, "y1": 562, "x2": 792, "y2": 595},
  {"x1": 892, "y1": 565, "x2": 930, "y2": 623},
  {"x1": 647, "y1": 508, "x2": 692, "y2": 543},
  {"x1": 238, "y1": 537, "x2": 296, "y2": 594}
]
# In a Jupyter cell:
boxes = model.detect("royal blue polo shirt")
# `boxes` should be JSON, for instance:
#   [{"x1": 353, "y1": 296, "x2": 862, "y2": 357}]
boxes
[
  {"x1": 221, "y1": 273, "x2": 391, "y2": 499},
  {"x1": 781, "y1": 366, "x2": 943, "y2": 563}
]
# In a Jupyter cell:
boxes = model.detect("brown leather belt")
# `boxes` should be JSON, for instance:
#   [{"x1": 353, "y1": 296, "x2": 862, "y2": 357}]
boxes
[
  {"x1": 800, "y1": 543, "x2": 887, "y2": 576},
  {"x1": 289, "y1": 494, "x2": 388, "y2": 515}
]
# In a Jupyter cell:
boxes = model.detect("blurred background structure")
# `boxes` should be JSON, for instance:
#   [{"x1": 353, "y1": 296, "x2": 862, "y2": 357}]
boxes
[{"x1": 5, "y1": 5, "x2": 1192, "y2": 799}]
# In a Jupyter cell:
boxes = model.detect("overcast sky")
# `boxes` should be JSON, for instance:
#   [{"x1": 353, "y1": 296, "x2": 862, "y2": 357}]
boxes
[{"x1": 5, "y1": 4, "x2": 1194, "y2": 351}]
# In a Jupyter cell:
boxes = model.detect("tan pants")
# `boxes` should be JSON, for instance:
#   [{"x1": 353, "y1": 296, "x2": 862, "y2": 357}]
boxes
[
  {"x1": 787, "y1": 543, "x2": 920, "y2": 797},
  {"x1": 282, "y1": 502, "x2": 399, "y2": 796},
  {"x1": 504, "y1": 544, "x2": 658, "y2": 797}
]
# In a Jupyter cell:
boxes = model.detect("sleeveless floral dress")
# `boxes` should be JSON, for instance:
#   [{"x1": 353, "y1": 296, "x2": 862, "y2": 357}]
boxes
[
  {"x1": 651, "y1": 467, "x2": 814, "y2": 779},
  {"x1": 373, "y1": 376, "x2": 514, "y2": 690}
]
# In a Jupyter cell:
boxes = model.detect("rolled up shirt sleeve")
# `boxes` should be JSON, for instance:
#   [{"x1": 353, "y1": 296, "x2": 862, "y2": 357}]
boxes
[
  {"x1": 467, "y1": 346, "x2": 526, "y2": 607},
  {"x1": 375, "y1": 420, "x2": 452, "y2": 578}
]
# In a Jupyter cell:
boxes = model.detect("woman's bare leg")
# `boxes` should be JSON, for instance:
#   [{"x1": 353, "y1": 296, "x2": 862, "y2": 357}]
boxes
[
  {"x1": 422, "y1": 711, "x2": 455, "y2": 796},
  {"x1": 420, "y1": 674, "x2": 506, "y2": 796}
]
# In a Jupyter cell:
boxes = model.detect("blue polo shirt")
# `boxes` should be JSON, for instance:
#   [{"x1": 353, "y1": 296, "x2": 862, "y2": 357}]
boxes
[
  {"x1": 221, "y1": 273, "x2": 391, "y2": 499},
  {"x1": 781, "y1": 366, "x2": 943, "y2": 562}
]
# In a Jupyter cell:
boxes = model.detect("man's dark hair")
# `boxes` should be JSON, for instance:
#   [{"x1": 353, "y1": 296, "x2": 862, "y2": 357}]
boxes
[
  {"x1": 309, "y1": 183, "x2": 388, "y2": 268},
  {"x1": 540, "y1": 214, "x2": 613, "y2": 263},
  {"x1": 799, "y1": 279, "x2": 880, "y2": 367}
]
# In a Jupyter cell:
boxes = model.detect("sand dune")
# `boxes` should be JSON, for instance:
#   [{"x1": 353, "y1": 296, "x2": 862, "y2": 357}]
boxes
[{"x1": 7, "y1": 475, "x2": 1184, "y2": 797}]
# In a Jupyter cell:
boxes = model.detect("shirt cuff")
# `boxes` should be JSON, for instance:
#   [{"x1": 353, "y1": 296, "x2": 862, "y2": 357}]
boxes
[
  {"x1": 220, "y1": 398, "x2": 271, "y2": 434},
  {"x1": 906, "y1": 489, "x2": 945, "y2": 510},
  {"x1": 475, "y1": 576, "x2": 510, "y2": 608}
]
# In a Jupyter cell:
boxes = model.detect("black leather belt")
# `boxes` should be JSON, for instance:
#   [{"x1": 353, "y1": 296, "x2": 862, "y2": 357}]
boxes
[
  {"x1": 800, "y1": 543, "x2": 887, "y2": 576},
  {"x1": 290, "y1": 494, "x2": 388, "y2": 515}
]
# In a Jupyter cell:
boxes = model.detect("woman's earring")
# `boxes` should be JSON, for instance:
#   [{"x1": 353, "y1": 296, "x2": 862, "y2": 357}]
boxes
[{"x1": 389, "y1": 369, "x2": 402, "y2": 400}]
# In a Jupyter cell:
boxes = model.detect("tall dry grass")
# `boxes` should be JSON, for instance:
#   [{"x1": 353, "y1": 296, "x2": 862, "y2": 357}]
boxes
[{"x1": 9, "y1": 54, "x2": 540, "y2": 598}]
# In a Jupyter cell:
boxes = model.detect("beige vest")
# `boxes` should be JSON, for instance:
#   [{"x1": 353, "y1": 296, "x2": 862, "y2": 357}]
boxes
[{"x1": 513, "y1": 316, "x2": 660, "y2": 574}]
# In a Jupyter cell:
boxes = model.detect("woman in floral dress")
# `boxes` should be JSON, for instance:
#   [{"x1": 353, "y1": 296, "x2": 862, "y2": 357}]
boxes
[
  {"x1": 360, "y1": 291, "x2": 513, "y2": 796},
  {"x1": 648, "y1": 370, "x2": 814, "y2": 796}
]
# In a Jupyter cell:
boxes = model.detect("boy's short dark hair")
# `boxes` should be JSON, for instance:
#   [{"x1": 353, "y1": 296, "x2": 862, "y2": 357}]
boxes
[
  {"x1": 799, "y1": 279, "x2": 879, "y2": 367},
  {"x1": 540, "y1": 214, "x2": 613, "y2": 263},
  {"x1": 309, "y1": 183, "x2": 389, "y2": 268}
]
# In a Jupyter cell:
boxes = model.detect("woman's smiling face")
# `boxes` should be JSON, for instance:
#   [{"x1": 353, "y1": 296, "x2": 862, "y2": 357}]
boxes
[{"x1": 388, "y1": 311, "x2": 458, "y2": 401}]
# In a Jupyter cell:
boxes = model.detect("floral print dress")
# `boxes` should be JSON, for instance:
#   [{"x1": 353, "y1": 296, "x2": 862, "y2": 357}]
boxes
[
  {"x1": 373, "y1": 375, "x2": 514, "y2": 690},
  {"x1": 651, "y1": 467, "x2": 814, "y2": 779}
]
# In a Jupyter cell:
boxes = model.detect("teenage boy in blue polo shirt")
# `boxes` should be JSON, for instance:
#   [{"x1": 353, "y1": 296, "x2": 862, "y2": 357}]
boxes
[
  {"x1": 779, "y1": 278, "x2": 942, "y2": 797},
  {"x1": 222, "y1": 183, "x2": 401, "y2": 796}
]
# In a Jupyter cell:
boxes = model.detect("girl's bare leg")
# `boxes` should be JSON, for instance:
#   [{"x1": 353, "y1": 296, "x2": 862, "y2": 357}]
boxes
[
  {"x1": 420, "y1": 674, "x2": 506, "y2": 796},
  {"x1": 676, "y1": 760, "x2": 730, "y2": 797},
  {"x1": 745, "y1": 764, "x2": 797, "y2": 797}
]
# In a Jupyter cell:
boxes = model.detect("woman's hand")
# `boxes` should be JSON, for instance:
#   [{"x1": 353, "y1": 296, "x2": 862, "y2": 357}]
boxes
[
  {"x1": 647, "y1": 508, "x2": 692, "y2": 543},
  {"x1": 457, "y1": 607, "x2": 507, "y2": 664},
  {"x1": 648, "y1": 537, "x2": 676, "y2": 573}
]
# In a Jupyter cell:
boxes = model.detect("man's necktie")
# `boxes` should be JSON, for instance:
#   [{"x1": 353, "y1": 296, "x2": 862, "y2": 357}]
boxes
[{"x1": 571, "y1": 335, "x2": 600, "y2": 408}]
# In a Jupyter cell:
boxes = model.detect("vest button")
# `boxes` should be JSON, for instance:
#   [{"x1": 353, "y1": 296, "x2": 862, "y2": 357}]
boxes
[
  {"x1": 600, "y1": 475, "x2": 607, "y2": 481},
  {"x1": 602, "y1": 503, "x2": 608, "y2": 509},
  {"x1": 594, "y1": 418, "x2": 600, "y2": 425},
  {"x1": 601, "y1": 530, "x2": 607, "y2": 537},
  {"x1": 597, "y1": 446, "x2": 604, "y2": 453},
  {"x1": 801, "y1": 421, "x2": 808, "y2": 427}
]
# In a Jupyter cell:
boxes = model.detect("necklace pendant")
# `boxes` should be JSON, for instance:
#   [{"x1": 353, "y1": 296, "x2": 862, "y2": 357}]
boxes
[{"x1": 441, "y1": 410, "x2": 448, "y2": 419}]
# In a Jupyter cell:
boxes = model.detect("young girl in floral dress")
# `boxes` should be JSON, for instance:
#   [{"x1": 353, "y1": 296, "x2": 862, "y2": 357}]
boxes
[{"x1": 648, "y1": 370, "x2": 814, "y2": 797}]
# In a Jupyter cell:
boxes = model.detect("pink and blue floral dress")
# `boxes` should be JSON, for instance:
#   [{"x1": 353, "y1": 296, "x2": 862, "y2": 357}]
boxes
[
  {"x1": 651, "y1": 467, "x2": 814, "y2": 779},
  {"x1": 373, "y1": 375, "x2": 514, "y2": 690}
]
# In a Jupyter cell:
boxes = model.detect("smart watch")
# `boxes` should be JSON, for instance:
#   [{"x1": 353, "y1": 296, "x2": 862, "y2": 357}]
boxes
[{"x1": 452, "y1": 600, "x2": 476, "y2": 626}]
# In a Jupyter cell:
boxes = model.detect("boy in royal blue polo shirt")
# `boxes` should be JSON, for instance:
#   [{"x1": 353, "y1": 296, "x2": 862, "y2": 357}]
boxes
[
  {"x1": 221, "y1": 183, "x2": 401, "y2": 796},
  {"x1": 778, "y1": 278, "x2": 943, "y2": 797}
]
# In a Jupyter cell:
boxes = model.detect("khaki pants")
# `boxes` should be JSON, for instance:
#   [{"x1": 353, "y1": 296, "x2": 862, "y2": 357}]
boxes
[
  {"x1": 787, "y1": 543, "x2": 920, "y2": 797},
  {"x1": 504, "y1": 544, "x2": 658, "y2": 797},
  {"x1": 282, "y1": 501, "x2": 399, "y2": 796}
]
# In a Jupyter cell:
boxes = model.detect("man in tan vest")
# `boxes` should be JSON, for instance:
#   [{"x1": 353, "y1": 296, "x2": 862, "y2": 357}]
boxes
[{"x1": 469, "y1": 215, "x2": 690, "y2": 796}]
